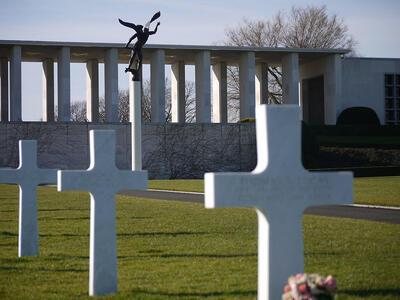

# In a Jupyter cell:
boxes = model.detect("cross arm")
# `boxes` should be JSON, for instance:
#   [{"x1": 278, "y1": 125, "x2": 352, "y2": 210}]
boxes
[
  {"x1": 306, "y1": 171, "x2": 353, "y2": 207},
  {"x1": 205, "y1": 172, "x2": 259, "y2": 209},
  {"x1": 37, "y1": 169, "x2": 58, "y2": 185},
  {"x1": 57, "y1": 170, "x2": 92, "y2": 192},
  {"x1": 0, "y1": 169, "x2": 19, "y2": 184},
  {"x1": 116, "y1": 170, "x2": 148, "y2": 192}
]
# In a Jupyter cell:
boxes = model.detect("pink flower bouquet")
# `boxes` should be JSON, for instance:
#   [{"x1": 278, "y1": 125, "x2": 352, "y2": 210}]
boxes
[{"x1": 282, "y1": 273, "x2": 337, "y2": 300}]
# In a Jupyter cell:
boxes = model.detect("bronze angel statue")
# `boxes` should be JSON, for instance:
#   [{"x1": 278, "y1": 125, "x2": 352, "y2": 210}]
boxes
[{"x1": 119, "y1": 11, "x2": 161, "y2": 81}]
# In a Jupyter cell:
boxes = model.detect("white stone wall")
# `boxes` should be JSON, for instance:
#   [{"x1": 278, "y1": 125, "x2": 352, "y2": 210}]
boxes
[
  {"x1": 341, "y1": 58, "x2": 400, "y2": 124},
  {"x1": 0, "y1": 123, "x2": 256, "y2": 179}
]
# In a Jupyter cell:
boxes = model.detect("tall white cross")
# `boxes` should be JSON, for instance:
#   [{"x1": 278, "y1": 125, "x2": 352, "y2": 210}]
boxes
[
  {"x1": 57, "y1": 130, "x2": 147, "y2": 296},
  {"x1": 0, "y1": 140, "x2": 57, "y2": 257},
  {"x1": 205, "y1": 105, "x2": 353, "y2": 300}
]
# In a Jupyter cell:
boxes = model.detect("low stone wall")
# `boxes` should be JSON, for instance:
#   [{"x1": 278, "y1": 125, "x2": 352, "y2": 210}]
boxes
[{"x1": 0, "y1": 122, "x2": 256, "y2": 179}]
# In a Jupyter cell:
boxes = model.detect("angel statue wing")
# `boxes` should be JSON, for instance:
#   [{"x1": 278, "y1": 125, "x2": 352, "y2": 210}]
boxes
[{"x1": 118, "y1": 19, "x2": 143, "y2": 33}]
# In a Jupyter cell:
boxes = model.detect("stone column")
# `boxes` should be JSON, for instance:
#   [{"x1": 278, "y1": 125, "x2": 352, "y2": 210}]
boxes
[
  {"x1": 57, "y1": 47, "x2": 71, "y2": 122},
  {"x1": 212, "y1": 62, "x2": 227, "y2": 123},
  {"x1": 86, "y1": 59, "x2": 99, "y2": 122},
  {"x1": 150, "y1": 49, "x2": 165, "y2": 123},
  {"x1": 324, "y1": 54, "x2": 342, "y2": 125},
  {"x1": 256, "y1": 63, "x2": 269, "y2": 106},
  {"x1": 129, "y1": 74, "x2": 142, "y2": 171},
  {"x1": 10, "y1": 46, "x2": 22, "y2": 121},
  {"x1": 171, "y1": 61, "x2": 185, "y2": 123},
  {"x1": 105, "y1": 48, "x2": 119, "y2": 122},
  {"x1": 42, "y1": 59, "x2": 54, "y2": 122},
  {"x1": 0, "y1": 58, "x2": 8, "y2": 121},
  {"x1": 239, "y1": 51, "x2": 256, "y2": 119},
  {"x1": 282, "y1": 53, "x2": 299, "y2": 105},
  {"x1": 195, "y1": 51, "x2": 211, "y2": 123}
]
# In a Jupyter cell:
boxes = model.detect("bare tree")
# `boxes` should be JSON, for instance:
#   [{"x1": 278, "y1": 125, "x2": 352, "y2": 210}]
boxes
[
  {"x1": 224, "y1": 5, "x2": 357, "y2": 113},
  {"x1": 70, "y1": 101, "x2": 88, "y2": 122},
  {"x1": 140, "y1": 78, "x2": 196, "y2": 123},
  {"x1": 67, "y1": 79, "x2": 196, "y2": 123}
]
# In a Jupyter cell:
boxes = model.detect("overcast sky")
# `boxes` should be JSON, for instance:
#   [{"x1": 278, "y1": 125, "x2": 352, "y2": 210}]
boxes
[{"x1": 2, "y1": 0, "x2": 400, "y2": 120}]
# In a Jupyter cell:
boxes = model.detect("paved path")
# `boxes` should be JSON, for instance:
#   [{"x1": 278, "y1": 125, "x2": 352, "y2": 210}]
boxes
[{"x1": 120, "y1": 189, "x2": 400, "y2": 225}]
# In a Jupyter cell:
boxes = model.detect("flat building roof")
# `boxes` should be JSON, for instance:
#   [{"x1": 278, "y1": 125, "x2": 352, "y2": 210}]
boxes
[{"x1": 0, "y1": 40, "x2": 350, "y2": 65}]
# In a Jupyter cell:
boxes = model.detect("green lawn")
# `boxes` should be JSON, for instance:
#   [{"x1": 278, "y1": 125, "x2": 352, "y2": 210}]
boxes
[
  {"x1": 0, "y1": 184, "x2": 399, "y2": 299},
  {"x1": 149, "y1": 176, "x2": 400, "y2": 207}
]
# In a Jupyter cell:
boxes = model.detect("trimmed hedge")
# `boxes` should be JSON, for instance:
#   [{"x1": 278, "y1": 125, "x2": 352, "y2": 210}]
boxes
[
  {"x1": 337, "y1": 107, "x2": 380, "y2": 125},
  {"x1": 301, "y1": 123, "x2": 400, "y2": 175},
  {"x1": 238, "y1": 118, "x2": 256, "y2": 123}
]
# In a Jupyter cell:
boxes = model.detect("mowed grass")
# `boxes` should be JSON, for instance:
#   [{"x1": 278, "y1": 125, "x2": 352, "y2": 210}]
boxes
[
  {"x1": 0, "y1": 184, "x2": 399, "y2": 299},
  {"x1": 149, "y1": 176, "x2": 400, "y2": 207}
]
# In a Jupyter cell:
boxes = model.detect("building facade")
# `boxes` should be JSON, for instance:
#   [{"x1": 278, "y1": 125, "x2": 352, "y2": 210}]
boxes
[
  {"x1": 0, "y1": 40, "x2": 399, "y2": 177},
  {"x1": 1, "y1": 40, "x2": 399, "y2": 125}
]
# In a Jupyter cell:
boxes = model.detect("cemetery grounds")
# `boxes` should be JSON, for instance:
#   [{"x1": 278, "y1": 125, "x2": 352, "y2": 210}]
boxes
[{"x1": 0, "y1": 176, "x2": 399, "y2": 299}]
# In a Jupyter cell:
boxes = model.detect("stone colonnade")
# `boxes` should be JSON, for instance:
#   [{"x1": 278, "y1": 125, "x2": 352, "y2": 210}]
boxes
[{"x1": 0, "y1": 42, "x2": 345, "y2": 124}]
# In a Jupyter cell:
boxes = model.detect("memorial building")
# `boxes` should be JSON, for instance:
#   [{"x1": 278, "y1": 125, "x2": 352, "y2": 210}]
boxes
[{"x1": 0, "y1": 40, "x2": 399, "y2": 125}]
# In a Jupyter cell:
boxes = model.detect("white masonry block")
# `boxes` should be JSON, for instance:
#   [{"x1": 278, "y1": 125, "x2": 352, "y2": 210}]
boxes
[
  {"x1": 282, "y1": 53, "x2": 299, "y2": 105},
  {"x1": 105, "y1": 48, "x2": 119, "y2": 122},
  {"x1": 42, "y1": 59, "x2": 55, "y2": 122},
  {"x1": 195, "y1": 51, "x2": 211, "y2": 123},
  {"x1": 10, "y1": 46, "x2": 22, "y2": 121},
  {"x1": 239, "y1": 51, "x2": 256, "y2": 119},
  {"x1": 171, "y1": 61, "x2": 186, "y2": 123},
  {"x1": 150, "y1": 49, "x2": 166, "y2": 123},
  {"x1": 57, "y1": 130, "x2": 148, "y2": 296},
  {"x1": 0, "y1": 140, "x2": 57, "y2": 257},
  {"x1": 129, "y1": 76, "x2": 142, "y2": 171},
  {"x1": 58, "y1": 47, "x2": 71, "y2": 121},
  {"x1": 1, "y1": 57, "x2": 9, "y2": 121},
  {"x1": 212, "y1": 62, "x2": 228, "y2": 123},
  {"x1": 205, "y1": 105, "x2": 353, "y2": 300},
  {"x1": 86, "y1": 59, "x2": 99, "y2": 122},
  {"x1": 256, "y1": 63, "x2": 269, "y2": 106}
]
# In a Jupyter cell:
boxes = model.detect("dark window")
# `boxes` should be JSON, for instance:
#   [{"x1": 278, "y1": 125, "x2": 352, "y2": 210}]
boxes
[
  {"x1": 384, "y1": 74, "x2": 399, "y2": 125},
  {"x1": 385, "y1": 110, "x2": 395, "y2": 120},
  {"x1": 385, "y1": 98, "x2": 394, "y2": 109},
  {"x1": 385, "y1": 86, "x2": 394, "y2": 97},
  {"x1": 385, "y1": 74, "x2": 394, "y2": 85}
]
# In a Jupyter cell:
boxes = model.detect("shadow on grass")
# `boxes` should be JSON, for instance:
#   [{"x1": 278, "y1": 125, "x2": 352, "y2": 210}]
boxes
[
  {"x1": 39, "y1": 208, "x2": 88, "y2": 212},
  {"x1": 304, "y1": 251, "x2": 339, "y2": 256},
  {"x1": 0, "y1": 231, "x2": 17, "y2": 237},
  {"x1": 117, "y1": 231, "x2": 209, "y2": 237},
  {"x1": 0, "y1": 243, "x2": 16, "y2": 247},
  {"x1": 0, "y1": 265, "x2": 86, "y2": 273},
  {"x1": 157, "y1": 253, "x2": 256, "y2": 259},
  {"x1": 131, "y1": 289, "x2": 257, "y2": 298},
  {"x1": 340, "y1": 288, "x2": 400, "y2": 297},
  {"x1": 118, "y1": 253, "x2": 256, "y2": 260},
  {"x1": 39, "y1": 233, "x2": 88, "y2": 237},
  {"x1": 38, "y1": 217, "x2": 89, "y2": 221},
  {"x1": 43, "y1": 254, "x2": 89, "y2": 261}
]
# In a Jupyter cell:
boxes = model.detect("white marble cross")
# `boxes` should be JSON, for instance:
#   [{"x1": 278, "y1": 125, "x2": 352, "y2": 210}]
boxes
[
  {"x1": 205, "y1": 105, "x2": 353, "y2": 300},
  {"x1": 0, "y1": 140, "x2": 57, "y2": 257},
  {"x1": 57, "y1": 130, "x2": 147, "y2": 296}
]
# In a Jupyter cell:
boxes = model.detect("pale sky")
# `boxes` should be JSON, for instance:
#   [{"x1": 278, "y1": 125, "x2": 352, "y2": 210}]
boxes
[{"x1": 1, "y1": 0, "x2": 400, "y2": 120}]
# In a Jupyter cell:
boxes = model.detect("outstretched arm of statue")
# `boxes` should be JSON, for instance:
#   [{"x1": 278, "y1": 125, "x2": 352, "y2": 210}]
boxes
[
  {"x1": 149, "y1": 22, "x2": 160, "y2": 35},
  {"x1": 125, "y1": 34, "x2": 138, "y2": 48}
]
